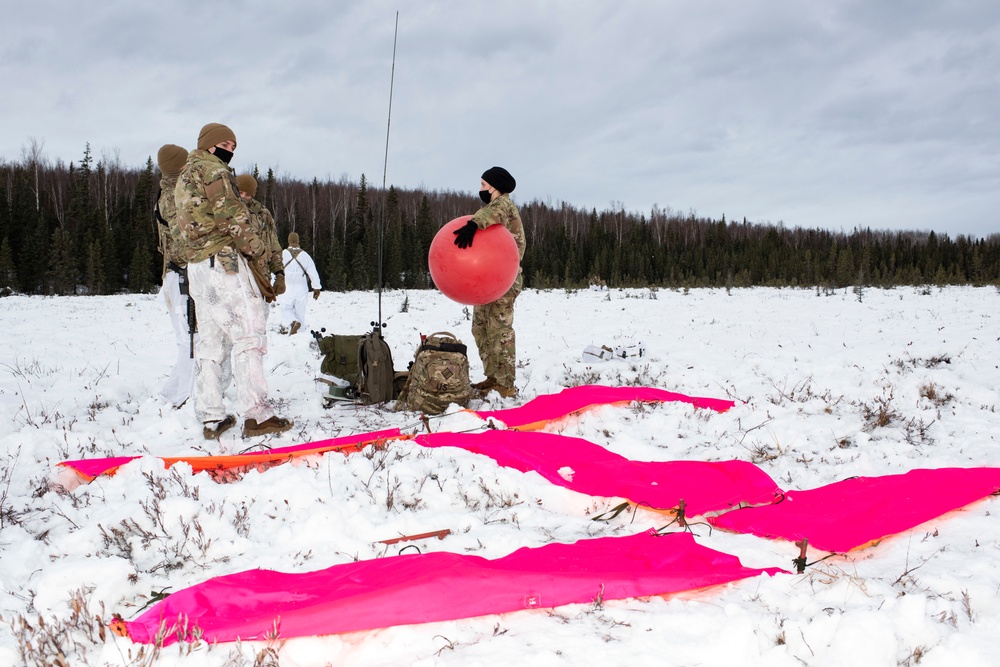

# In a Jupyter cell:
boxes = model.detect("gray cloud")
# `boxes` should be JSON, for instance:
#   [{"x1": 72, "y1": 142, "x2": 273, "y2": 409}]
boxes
[{"x1": 3, "y1": 0, "x2": 999, "y2": 236}]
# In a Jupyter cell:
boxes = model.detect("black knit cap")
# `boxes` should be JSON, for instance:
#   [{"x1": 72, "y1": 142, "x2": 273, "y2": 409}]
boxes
[{"x1": 482, "y1": 166, "x2": 515, "y2": 194}]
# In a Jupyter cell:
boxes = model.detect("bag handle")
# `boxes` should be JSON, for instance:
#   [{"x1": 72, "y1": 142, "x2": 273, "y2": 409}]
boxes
[
  {"x1": 419, "y1": 331, "x2": 467, "y2": 356},
  {"x1": 426, "y1": 331, "x2": 457, "y2": 340}
]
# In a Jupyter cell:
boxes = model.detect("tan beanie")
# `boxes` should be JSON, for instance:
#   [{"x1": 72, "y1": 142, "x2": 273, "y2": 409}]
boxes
[
  {"x1": 288, "y1": 232, "x2": 300, "y2": 246},
  {"x1": 156, "y1": 144, "x2": 188, "y2": 176},
  {"x1": 235, "y1": 174, "x2": 257, "y2": 197},
  {"x1": 197, "y1": 122, "x2": 237, "y2": 151}
]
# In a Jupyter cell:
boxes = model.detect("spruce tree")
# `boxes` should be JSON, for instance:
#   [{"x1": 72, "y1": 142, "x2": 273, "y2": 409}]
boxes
[
  {"x1": 324, "y1": 231, "x2": 347, "y2": 291},
  {"x1": 264, "y1": 167, "x2": 276, "y2": 212},
  {"x1": 127, "y1": 158, "x2": 157, "y2": 290},
  {"x1": 835, "y1": 246, "x2": 855, "y2": 288},
  {"x1": 20, "y1": 209, "x2": 51, "y2": 294},
  {"x1": 85, "y1": 238, "x2": 105, "y2": 294},
  {"x1": 350, "y1": 224, "x2": 372, "y2": 289},
  {"x1": 129, "y1": 238, "x2": 154, "y2": 293},
  {"x1": 412, "y1": 195, "x2": 436, "y2": 288},
  {"x1": 0, "y1": 237, "x2": 18, "y2": 291},
  {"x1": 67, "y1": 144, "x2": 101, "y2": 279},
  {"x1": 46, "y1": 227, "x2": 76, "y2": 295},
  {"x1": 381, "y1": 187, "x2": 404, "y2": 289}
]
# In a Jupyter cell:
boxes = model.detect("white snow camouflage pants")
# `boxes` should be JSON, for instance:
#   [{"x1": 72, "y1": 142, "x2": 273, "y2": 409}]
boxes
[
  {"x1": 279, "y1": 287, "x2": 312, "y2": 329},
  {"x1": 159, "y1": 270, "x2": 197, "y2": 408},
  {"x1": 187, "y1": 254, "x2": 274, "y2": 425}
]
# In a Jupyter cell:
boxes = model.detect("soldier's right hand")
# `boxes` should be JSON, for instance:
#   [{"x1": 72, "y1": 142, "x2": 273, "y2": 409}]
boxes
[{"x1": 453, "y1": 220, "x2": 478, "y2": 249}]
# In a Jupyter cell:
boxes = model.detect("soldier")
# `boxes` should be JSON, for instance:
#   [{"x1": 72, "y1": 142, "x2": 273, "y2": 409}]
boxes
[
  {"x1": 452, "y1": 166, "x2": 525, "y2": 398},
  {"x1": 155, "y1": 144, "x2": 196, "y2": 408},
  {"x1": 175, "y1": 122, "x2": 293, "y2": 439},
  {"x1": 235, "y1": 173, "x2": 285, "y2": 309},
  {"x1": 279, "y1": 232, "x2": 322, "y2": 335}
]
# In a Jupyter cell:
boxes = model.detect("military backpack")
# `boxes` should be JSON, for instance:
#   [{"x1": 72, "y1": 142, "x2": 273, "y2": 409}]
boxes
[
  {"x1": 317, "y1": 333, "x2": 364, "y2": 387},
  {"x1": 397, "y1": 332, "x2": 474, "y2": 415},
  {"x1": 357, "y1": 330, "x2": 395, "y2": 404}
]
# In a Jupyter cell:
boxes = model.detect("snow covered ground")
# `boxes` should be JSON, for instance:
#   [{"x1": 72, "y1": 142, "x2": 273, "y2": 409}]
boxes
[{"x1": 1, "y1": 285, "x2": 998, "y2": 666}]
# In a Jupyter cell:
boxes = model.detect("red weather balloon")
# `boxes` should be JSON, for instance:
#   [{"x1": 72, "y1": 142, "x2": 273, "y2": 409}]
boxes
[{"x1": 428, "y1": 216, "x2": 520, "y2": 306}]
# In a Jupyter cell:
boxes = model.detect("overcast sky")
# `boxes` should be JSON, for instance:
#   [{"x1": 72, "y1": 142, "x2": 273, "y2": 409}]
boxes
[{"x1": 3, "y1": 1, "x2": 999, "y2": 237}]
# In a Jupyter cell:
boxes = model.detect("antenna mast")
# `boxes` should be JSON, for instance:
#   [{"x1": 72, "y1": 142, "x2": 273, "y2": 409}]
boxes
[{"x1": 374, "y1": 11, "x2": 399, "y2": 336}]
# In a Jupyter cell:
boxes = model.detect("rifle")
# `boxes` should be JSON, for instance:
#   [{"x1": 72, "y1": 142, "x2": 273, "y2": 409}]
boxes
[
  {"x1": 153, "y1": 190, "x2": 168, "y2": 227},
  {"x1": 173, "y1": 263, "x2": 197, "y2": 358}
]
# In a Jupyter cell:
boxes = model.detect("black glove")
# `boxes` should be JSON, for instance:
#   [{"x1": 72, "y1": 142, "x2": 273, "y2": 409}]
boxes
[{"x1": 453, "y1": 220, "x2": 478, "y2": 249}]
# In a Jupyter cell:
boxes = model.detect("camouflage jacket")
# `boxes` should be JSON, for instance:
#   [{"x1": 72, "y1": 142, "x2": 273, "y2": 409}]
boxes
[
  {"x1": 471, "y1": 194, "x2": 526, "y2": 290},
  {"x1": 245, "y1": 197, "x2": 283, "y2": 276},
  {"x1": 155, "y1": 173, "x2": 185, "y2": 276},
  {"x1": 174, "y1": 149, "x2": 265, "y2": 270}
]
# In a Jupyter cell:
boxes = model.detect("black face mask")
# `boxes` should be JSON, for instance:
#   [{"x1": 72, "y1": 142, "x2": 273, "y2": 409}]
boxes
[
  {"x1": 213, "y1": 147, "x2": 234, "y2": 164},
  {"x1": 479, "y1": 189, "x2": 492, "y2": 204}
]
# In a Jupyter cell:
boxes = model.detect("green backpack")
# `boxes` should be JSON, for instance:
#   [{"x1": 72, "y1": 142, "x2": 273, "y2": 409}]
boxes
[
  {"x1": 317, "y1": 334, "x2": 364, "y2": 387},
  {"x1": 397, "y1": 332, "x2": 474, "y2": 415}
]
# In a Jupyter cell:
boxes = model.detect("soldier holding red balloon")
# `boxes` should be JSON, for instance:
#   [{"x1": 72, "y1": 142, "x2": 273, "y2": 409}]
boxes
[{"x1": 452, "y1": 166, "x2": 525, "y2": 398}]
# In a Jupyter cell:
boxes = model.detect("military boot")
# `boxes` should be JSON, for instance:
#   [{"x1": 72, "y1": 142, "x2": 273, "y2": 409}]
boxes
[
  {"x1": 494, "y1": 384, "x2": 517, "y2": 398},
  {"x1": 290, "y1": 321, "x2": 302, "y2": 335},
  {"x1": 471, "y1": 376, "x2": 497, "y2": 391},
  {"x1": 203, "y1": 415, "x2": 236, "y2": 439}
]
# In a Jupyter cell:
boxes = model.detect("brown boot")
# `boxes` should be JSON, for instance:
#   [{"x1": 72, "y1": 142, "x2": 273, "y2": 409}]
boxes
[
  {"x1": 471, "y1": 376, "x2": 497, "y2": 391},
  {"x1": 289, "y1": 321, "x2": 302, "y2": 335},
  {"x1": 494, "y1": 384, "x2": 517, "y2": 398},
  {"x1": 203, "y1": 414, "x2": 236, "y2": 440},
  {"x1": 243, "y1": 416, "x2": 294, "y2": 437}
]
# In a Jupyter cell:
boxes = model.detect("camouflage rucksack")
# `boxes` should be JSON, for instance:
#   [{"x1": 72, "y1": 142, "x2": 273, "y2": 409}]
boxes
[{"x1": 397, "y1": 332, "x2": 474, "y2": 415}]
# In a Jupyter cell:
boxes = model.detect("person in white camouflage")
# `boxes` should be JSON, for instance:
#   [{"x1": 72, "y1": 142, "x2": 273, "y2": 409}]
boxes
[
  {"x1": 452, "y1": 166, "x2": 526, "y2": 398},
  {"x1": 236, "y1": 173, "x2": 285, "y2": 309},
  {"x1": 279, "y1": 232, "x2": 322, "y2": 335},
  {"x1": 154, "y1": 144, "x2": 196, "y2": 409},
  {"x1": 175, "y1": 122, "x2": 293, "y2": 439}
]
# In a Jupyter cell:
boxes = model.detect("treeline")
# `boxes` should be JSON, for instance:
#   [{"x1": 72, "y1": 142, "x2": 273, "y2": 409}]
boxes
[{"x1": 2, "y1": 143, "x2": 1000, "y2": 296}]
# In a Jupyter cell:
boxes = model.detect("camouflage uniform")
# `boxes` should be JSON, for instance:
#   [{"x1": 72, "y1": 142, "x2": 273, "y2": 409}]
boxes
[
  {"x1": 469, "y1": 194, "x2": 526, "y2": 388},
  {"x1": 245, "y1": 197, "x2": 283, "y2": 311},
  {"x1": 155, "y1": 173, "x2": 186, "y2": 277},
  {"x1": 155, "y1": 172, "x2": 196, "y2": 407},
  {"x1": 175, "y1": 149, "x2": 274, "y2": 425},
  {"x1": 175, "y1": 149, "x2": 267, "y2": 269},
  {"x1": 245, "y1": 197, "x2": 283, "y2": 279}
]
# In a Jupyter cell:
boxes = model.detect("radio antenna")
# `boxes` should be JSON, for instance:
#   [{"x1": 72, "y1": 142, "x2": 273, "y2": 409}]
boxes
[{"x1": 373, "y1": 11, "x2": 399, "y2": 337}]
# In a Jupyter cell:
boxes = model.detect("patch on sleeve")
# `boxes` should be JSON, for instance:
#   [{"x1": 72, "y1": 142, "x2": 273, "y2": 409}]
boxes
[{"x1": 205, "y1": 179, "x2": 225, "y2": 201}]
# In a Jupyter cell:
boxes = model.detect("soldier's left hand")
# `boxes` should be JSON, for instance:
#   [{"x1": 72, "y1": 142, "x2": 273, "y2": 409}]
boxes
[
  {"x1": 273, "y1": 273, "x2": 286, "y2": 295},
  {"x1": 313, "y1": 289, "x2": 321, "y2": 300}
]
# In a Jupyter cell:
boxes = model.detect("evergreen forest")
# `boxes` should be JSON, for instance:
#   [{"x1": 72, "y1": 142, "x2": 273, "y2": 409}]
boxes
[{"x1": 2, "y1": 143, "x2": 999, "y2": 296}]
